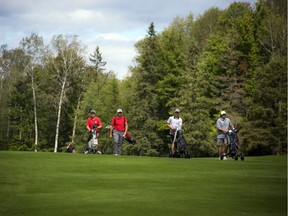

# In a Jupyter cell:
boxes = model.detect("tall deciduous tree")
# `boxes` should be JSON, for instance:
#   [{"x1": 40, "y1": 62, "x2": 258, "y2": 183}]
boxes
[
  {"x1": 45, "y1": 35, "x2": 85, "y2": 152},
  {"x1": 240, "y1": 1, "x2": 287, "y2": 155},
  {"x1": 19, "y1": 33, "x2": 44, "y2": 151},
  {"x1": 191, "y1": 8, "x2": 222, "y2": 49}
]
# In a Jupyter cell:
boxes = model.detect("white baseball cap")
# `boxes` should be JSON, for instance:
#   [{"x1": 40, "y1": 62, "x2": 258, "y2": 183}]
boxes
[
  {"x1": 117, "y1": 109, "x2": 122, "y2": 113},
  {"x1": 220, "y1": 111, "x2": 226, "y2": 115},
  {"x1": 90, "y1": 109, "x2": 96, "y2": 114},
  {"x1": 175, "y1": 109, "x2": 180, "y2": 113}
]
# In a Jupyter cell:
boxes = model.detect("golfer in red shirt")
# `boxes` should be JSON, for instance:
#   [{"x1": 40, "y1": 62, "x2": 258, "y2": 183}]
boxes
[{"x1": 109, "y1": 109, "x2": 128, "y2": 155}]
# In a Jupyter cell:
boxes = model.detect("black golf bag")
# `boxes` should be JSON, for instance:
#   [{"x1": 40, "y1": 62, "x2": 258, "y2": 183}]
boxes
[
  {"x1": 124, "y1": 133, "x2": 136, "y2": 144},
  {"x1": 169, "y1": 130, "x2": 190, "y2": 159},
  {"x1": 66, "y1": 143, "x2": 75, "y2": 153},
  {"x1": 221, "y1": 129, "x2": 244, "y2": 161}
]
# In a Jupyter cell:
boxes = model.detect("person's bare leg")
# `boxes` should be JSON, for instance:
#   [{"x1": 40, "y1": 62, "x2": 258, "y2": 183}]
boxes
[
  {"x1": 224, "y1": 144, "x2": 228, "y2": 155},
  {"x1": 218, "y1": 145, "x2": 222, "y2": 159}
]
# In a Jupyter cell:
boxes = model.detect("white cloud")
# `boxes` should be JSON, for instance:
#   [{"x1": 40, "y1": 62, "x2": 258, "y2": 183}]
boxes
[{"x1": 96, "y1": 33, "x2": 132, "y2": 42}]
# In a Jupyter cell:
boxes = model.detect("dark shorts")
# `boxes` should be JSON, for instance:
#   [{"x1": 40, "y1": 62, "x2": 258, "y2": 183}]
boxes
[
  {"x1": 66, "y1": 146, "x2": 75, "y2": 153},
  {"x1": 170, "y1": 134, "x2": 174, "y2": 144},
  {"x1": 170, "y1": 131, "x2": 183, "y2": 144}
]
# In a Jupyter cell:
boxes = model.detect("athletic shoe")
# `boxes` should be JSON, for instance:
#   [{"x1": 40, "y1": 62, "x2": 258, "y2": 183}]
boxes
[
  {"x1": 97, "y1": 151, "x2": 102, "y2": 154},
  {"x1": 84, "y1": 151, "x2": 89, "y2": 154},
  {"x1": 115, "y1": 154, "x2": 118, "y2": 156},
  {"x1": 223, "y1": 156, "x2": 227, "y2": 160}
]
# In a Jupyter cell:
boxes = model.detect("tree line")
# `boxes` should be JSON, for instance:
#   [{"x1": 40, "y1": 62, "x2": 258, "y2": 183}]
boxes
[{"x1": 0, "y1": 1, "x2": 286, "y2": 156}]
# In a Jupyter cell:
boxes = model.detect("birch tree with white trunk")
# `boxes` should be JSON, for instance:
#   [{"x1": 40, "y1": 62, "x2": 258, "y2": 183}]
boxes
[
  {"x1": 20, "y1": 33, "x2": 44, "y2": 152},
  {"x1": 45, "y1": 35, "x2": 85, "y2": 153}
]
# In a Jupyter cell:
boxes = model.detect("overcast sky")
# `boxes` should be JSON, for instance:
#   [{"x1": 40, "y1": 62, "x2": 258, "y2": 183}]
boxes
[{"x1": 0, "y1": 0, "x2": 256, "y2": 79}]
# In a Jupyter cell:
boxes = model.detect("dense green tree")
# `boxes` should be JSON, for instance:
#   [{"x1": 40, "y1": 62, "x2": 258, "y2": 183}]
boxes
[
  {"x1": 0, "y1": 47, "x2": 28, "y2": 150},
  {"x1": 76, "y1": 73, "x2": 121, "y2": 153},
  {"x1": 164, "y1": 15, "x2": 216, "y2": 157},
  {"x1": 240, "y1": 1, "x2": 287, "y2": 155},
  {"x1": 198, "y1": 2, "x2": 259, "y2": 116},
  {"x1": 9, "y1": 77, "x2": 34, "y2": 150},
  {"x1": 128, "y1": 22, "x2": 166, "y2": 156},
  {"x1": 241, "y1": 56, "x2": 287, "y2": 155}
]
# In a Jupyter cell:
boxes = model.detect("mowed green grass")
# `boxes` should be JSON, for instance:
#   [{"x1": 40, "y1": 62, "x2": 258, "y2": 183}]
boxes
[{"x1": 0, "y1": 152, "x2": 286, "y2": 216}]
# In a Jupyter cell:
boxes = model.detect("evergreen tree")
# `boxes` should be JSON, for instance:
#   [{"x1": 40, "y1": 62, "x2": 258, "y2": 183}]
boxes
[
  {"x1": 128, "y1": 23, "x2": 166, "y2": 156},
  {"x1": 9, "y1": 77, "x2": 34, "y2": 150},
  {"x1": 0, "y1": 47, "x2": 28, "y2": 150}
]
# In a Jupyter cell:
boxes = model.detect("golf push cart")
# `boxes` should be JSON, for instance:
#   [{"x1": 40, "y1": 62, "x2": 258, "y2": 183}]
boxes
[
  {"x1": 169, "y1": 129, "x2": 190, "y2": 159},
  {"x1": 86, "y1": 123, "x2": 101, "y2": 154},
  {"x1": 220, "y1": 129, "x2": 244, "y2": 161}
]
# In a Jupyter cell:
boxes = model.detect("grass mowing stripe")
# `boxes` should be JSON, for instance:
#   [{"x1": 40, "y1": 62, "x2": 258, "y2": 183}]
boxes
[{"x1": 0, "y1": 152, "x2": 286, "y2": 216}]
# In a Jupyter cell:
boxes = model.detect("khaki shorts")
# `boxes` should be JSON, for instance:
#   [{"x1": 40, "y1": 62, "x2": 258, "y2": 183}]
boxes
[{"x1": 217, "y1": 137, "x2": 231, "y2": 146}]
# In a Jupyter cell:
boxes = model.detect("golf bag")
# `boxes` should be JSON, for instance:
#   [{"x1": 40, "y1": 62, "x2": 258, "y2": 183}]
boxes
[
  {"x1": 169, "y1": 130, "x2": 190, "y2": 159},
  {"x1": 221, "y1": 129, "x2": 244, "y2": 161},
  {"x1": 124, "y1": 133, "x2": 136, "y2": 144},
  {"x1": 86, "y1": 123, "x2": 99, "y2": 154}
]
